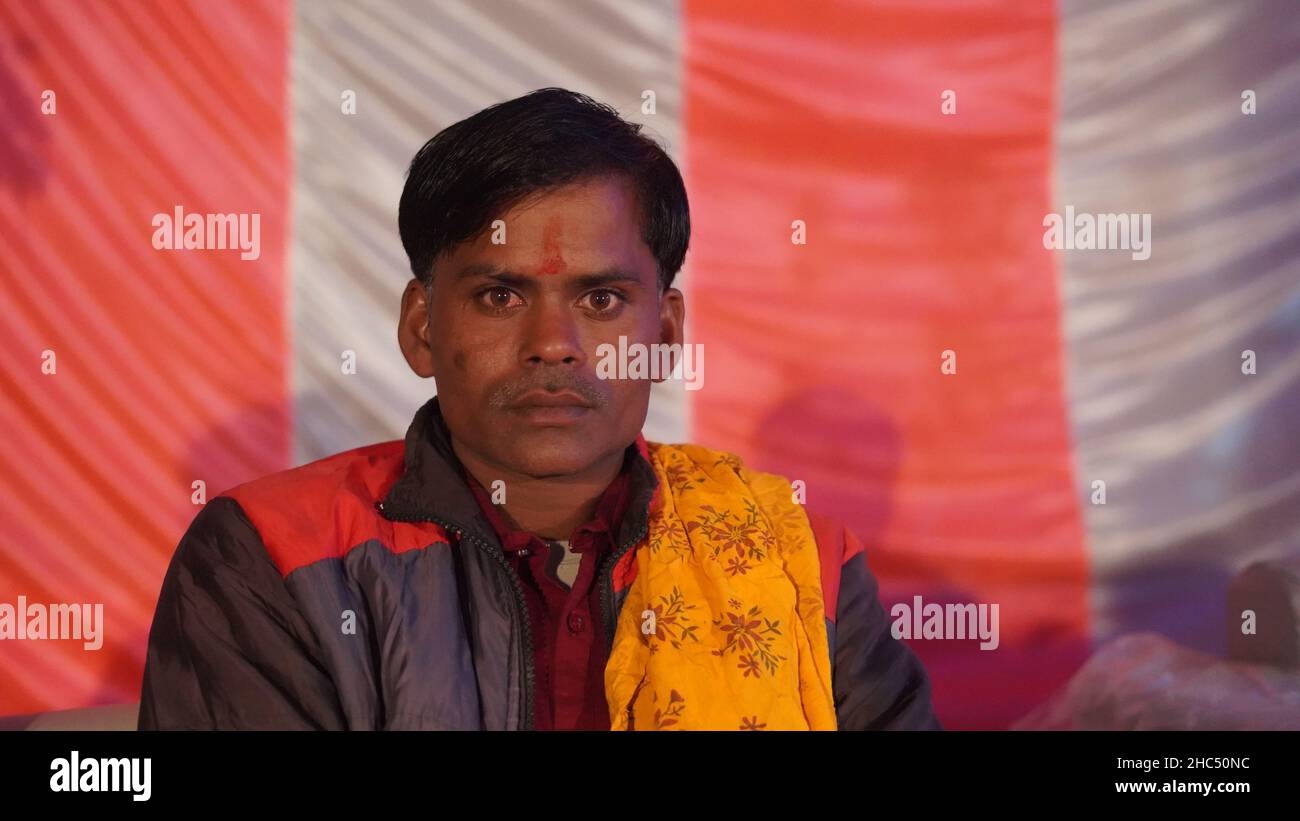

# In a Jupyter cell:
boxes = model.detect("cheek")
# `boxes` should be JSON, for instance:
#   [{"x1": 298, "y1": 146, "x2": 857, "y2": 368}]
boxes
[
  {"x1": 441, "y1": 337, "x2": 511, "y2": 380},
  {"x1": 608, "y1": 369, "x2": 653, "y2": 413},
  {"x1": 448, "y1": 344, "x2": 498, "y2": 378}
]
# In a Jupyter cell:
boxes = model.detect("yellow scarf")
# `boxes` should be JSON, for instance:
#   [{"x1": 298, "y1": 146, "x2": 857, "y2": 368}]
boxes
[{"x1": 605, "y1": 443, "x2": 838, "y2": 730}]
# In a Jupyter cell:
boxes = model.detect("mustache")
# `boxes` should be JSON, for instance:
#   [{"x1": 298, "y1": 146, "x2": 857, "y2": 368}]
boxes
[{"x1": 487, "y1": 371, "x2": 607, "y2": 409}]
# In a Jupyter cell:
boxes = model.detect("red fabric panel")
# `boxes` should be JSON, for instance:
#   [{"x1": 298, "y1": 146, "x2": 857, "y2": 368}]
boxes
[
  {"x1": 226, "y1": 442, "x2": 445, "y2": 578},
  {"x1": 807, "y1": 510, "x2": 849, "y2": 626},
  {"x1": 0, "y1": 1, "x2": 290, "y2": 715},
  {"x1": 683, "y1": 0, "x2": 1088, "y2": 728}
]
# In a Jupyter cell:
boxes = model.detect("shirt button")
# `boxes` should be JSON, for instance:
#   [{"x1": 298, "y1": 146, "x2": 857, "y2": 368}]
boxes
[{"x1": 567, "y1": 612, "x2": 587, "y2": 633}]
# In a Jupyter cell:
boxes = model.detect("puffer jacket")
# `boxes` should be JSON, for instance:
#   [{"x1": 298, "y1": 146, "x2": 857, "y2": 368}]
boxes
[{"x1": 138, "y1": 396, "x2": 941, "y2": 730}]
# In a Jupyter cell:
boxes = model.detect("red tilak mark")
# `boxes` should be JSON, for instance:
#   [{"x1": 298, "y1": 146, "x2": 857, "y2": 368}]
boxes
[{"x1": 536, "y1": 218, "x2": 566, "y2": 275}]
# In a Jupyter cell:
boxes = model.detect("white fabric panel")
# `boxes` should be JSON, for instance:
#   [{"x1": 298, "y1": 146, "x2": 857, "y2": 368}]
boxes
[
  {"x1": 289, "y1": 0, "x2": 687, "y2": 463},
  {"x1": 1058, "y1": 0, "x2": 1300, "y2": 651}
]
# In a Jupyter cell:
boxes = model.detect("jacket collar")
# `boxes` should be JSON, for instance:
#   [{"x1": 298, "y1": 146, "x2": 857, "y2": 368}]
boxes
[{"x1": 377, "y1": 395, "x2": 660, "y2": 553}]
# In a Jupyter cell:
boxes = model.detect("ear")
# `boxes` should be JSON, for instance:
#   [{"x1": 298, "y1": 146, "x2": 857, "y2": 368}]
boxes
[
  {"x1": 653, "y1": 286, "x2": 686, "y2": 383},
  {"x1": 397, "y1": 277, "x2": 436, "y2": 378},
  {"x1": 658, "y1": 286, "x2": 685, "y2": 346}
]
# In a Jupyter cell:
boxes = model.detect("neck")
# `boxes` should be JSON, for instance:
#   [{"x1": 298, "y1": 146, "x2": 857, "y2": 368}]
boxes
[{"x1": 451, "y1": 441, "x2": 625, "y2": 540}]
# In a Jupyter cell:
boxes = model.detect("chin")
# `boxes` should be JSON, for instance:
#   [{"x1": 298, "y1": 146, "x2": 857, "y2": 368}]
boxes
[{"x1": 503, "y1": 436, "x2": 602, "y2": 479}]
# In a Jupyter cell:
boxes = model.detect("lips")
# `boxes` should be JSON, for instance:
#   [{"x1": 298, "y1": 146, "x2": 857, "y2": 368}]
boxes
[
  {"x1": 509, "y1": 390, "x2": 593, "y2": 410},
  {"x1": 506, "y1": 390, "x2": 594, "y2": 426}
]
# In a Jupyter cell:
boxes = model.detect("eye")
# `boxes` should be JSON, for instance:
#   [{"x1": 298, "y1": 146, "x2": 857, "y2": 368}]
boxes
[
  {"x1": 580, "y1": 288, "x2": 625, "y2": 315},
  {"x1": 475, "y1": 286, "x2": 524, "y2": 312}
]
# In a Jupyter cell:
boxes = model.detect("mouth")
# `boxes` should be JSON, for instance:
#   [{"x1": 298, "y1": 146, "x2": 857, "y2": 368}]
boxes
[{"x1": 506, "y1": 390, "x2": 594, "y2": 426}]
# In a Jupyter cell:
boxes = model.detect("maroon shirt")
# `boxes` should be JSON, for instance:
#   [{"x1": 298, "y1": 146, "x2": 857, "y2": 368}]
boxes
[{"x1": 462, "y1": 462, "x2": 633, "y2": 731}]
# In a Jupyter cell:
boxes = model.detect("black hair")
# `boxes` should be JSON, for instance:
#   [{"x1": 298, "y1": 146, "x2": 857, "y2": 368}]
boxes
[{"x1": 398, "y1": 87, "x2": 690, "y2": 290}]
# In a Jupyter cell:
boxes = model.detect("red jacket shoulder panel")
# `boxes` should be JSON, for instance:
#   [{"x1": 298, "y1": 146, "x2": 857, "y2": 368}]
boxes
[{"x1": 222, "y1": 440, "x2": 449, "y2": 577}]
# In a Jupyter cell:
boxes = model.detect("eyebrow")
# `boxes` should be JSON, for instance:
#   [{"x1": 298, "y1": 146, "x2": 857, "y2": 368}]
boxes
[{"x1": 452, "y1": 263, "x2": 647, "y2": 289}]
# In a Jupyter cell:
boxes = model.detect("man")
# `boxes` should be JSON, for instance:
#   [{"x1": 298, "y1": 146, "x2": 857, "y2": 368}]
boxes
[{"x1": 138, "y1": 88, "x2": 940, "y2": 731}]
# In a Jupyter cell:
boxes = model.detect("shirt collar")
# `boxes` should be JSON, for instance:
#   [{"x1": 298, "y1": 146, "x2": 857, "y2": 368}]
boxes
[{"x1": 461, "y1": 460, "x2": 632, "y2": 557}]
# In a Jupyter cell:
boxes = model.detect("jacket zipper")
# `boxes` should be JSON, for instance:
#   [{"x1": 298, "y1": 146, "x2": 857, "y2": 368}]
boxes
[
  {"x1": 598, "y1": 518, "x2": 649, "y2": 656},
  {"x1": 377, "y1": 502, "x2": 536, "y2": 731}
]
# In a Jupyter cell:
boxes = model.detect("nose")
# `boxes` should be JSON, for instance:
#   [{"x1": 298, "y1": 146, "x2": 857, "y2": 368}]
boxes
[{"x1": 519, "y1": 297, "x2": 586, "y2": 369}]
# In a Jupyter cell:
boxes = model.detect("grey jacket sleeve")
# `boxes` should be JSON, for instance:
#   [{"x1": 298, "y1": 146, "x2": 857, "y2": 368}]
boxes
[
  {"x1": 810, "y1": 513, "x2": 942, "y2": 730},
  {"x1": 138, "y1": 497, "x2": 344, "y2": 730}
]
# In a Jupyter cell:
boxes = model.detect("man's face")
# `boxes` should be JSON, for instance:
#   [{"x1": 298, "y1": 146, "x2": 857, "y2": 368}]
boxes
[{"x1": 398, "y1": 174, "x2": 684, "y2": 479}]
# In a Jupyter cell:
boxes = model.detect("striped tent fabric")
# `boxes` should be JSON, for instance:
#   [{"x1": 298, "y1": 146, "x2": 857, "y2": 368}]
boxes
[{"x1": 1, "y1": 0, "x2": 1297, "y2": 729}]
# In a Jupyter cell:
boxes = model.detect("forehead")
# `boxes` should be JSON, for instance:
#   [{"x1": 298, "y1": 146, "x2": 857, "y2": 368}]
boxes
[{"x1": 438, "y1": 175, "x2": 657, "y2": 281}]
